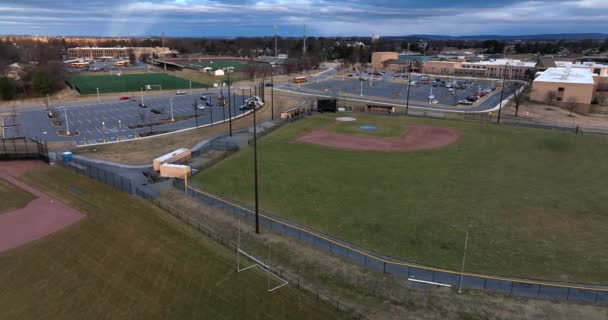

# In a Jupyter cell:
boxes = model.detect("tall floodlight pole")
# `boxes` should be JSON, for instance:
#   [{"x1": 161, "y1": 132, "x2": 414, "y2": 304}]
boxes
[
  {"x1": 302, "y1": 24, "x2": 307, "y2": 57},
  {"x1": 162, "y1": 32, "x2": 167, "y2": 73},
  {"x1": 170, "y1": 97, "x2": 174, "y2": 122},
  {"x1": 140, "y1": 87, "x2": 144, "y2": 106},
  {"x1": 273, "y1": 24, "x2": 278, "y2": 57},
  {"x1": 497, "y1": 64, "x2": 508, "y2": 124},
  {"x1": 405, "y1": 60, "x2": 412, "y2": 116},
  {"x1": 271, "y1": 64, "x2": 274, "y2": 120},
  {"x1": 227, "y1": 72, "x2": 232, "y2": 136},
  {"x1": 253, "y1": 93, "x2": 260, "y2": 234},
  {"x1": 96, "y1": 88, "x2": 100, "y2": 103}
]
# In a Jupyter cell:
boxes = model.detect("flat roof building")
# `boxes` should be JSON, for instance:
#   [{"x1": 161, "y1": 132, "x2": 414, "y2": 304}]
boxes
[
  {"x1": 67, "y1": 47, "x2": 171, "y2": 59},
  {"x1": 531, "y1": 67, "x2": 598, "y2": 113}
]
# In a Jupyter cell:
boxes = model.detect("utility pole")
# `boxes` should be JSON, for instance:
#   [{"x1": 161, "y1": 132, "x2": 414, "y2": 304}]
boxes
[
  {"x1": 170, "y1": 98, "x2": 174, "y2": 122},
  {"x1": 302, "y1": 24, "x2": 307, "y2": 57},
  {"x1": 140, "y1": 87, "x2": 144, "y2": 106},
  {"x1": 497, "y1": 64, "x2": 508, "y2": 124},
  {"x1": 273, "y1": 24, "x2": 278, "y2": 58},
  {"x1": 193, "y1": 97, "x2": 199, "y2": 128},
  {"x1": 64, "y1": 108, "x2": 70, "y2": 136},
  {"x1": 96, "y1": 88, "x2": 100, "y2": 103}
]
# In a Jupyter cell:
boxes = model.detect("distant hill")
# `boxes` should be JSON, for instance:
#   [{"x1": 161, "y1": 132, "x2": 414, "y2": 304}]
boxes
[{"x1": 385, "y1": 34, "x2": 608, "y2": 41}]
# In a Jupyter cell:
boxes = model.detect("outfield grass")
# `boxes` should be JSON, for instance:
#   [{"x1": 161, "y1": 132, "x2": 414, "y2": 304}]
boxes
[
  {"x1": 192, "y1": 113, "x2": 608, "y2": 284},
  {"x1": 67, "y1": 73, "x2": 207, "y2": 95},
  {"x1": 0, "y1": 179, "x2": 34, "y2": 214},
  {"x1": 0, "y1": 167, "x2": 343, "y2": 320}
]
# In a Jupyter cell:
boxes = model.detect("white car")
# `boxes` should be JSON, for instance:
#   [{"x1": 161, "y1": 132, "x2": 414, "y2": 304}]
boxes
[
  {"x1": 196, "y1": 104, "x2": 206, "y2": 110},
  {"x1": 458, "y1": 100, "x2": 473, "y2": 105},
  {"x1": 176, "y1": 91, "x2": 186, "y2": 95}
]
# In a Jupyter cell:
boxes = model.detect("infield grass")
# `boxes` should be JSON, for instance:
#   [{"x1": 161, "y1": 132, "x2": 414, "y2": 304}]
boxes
[
  {"x1": 0, "y1": 178, "x2": 34, "y2": 214},
  {"x1": 67, "y1": 73, "x2": 207, "y2": 95},
  {"x1": 192, "y1": 113, "x2": 608, "y2": 284},
  {"x1": 0, "y1": 167, "x2": 343, "y2": 320}
]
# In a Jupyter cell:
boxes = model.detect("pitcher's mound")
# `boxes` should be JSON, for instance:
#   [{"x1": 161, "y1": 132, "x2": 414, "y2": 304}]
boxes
[{"x1": 295, "y1": 125, "x2": 460, "y2": 152}]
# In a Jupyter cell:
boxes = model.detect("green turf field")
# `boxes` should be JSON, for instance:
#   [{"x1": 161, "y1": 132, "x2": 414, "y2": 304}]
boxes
[
  {"x1": 0, "y1": 179, "x2": 34, "y2": 214},
  {"x1": 0, "y1": 167, "x2": 343, "y2": 320},
  {"x1": 187, "y1": 60, "x2": 249, "y2": 70},
  {"x1": 192, "y1": 114, "x2": 608, "y2": 284},
  {"x1": 67, "y1": 73, "x2": 207, "y2": 94}
]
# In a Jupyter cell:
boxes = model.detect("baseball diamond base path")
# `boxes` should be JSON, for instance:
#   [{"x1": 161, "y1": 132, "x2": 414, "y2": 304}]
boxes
[
  {"x1": 295, "y1": 125, "x2": 461, "y2": 152},
  {"x1": 0, "y1": 161, "x2": 84, "y2": 253}
]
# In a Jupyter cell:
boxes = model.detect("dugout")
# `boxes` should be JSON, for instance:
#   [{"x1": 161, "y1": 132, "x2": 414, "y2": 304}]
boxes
[
  {"x1": 153, "y1": 148, "x2": 191, "y2": 171},
  {"x1": 280, "y1": 107, "x2": 304, "y2": 120},
  {"x1": 317, "y1": 99, "x2": 337, "y2": 113},
  {"x1": 366, "y1": 105, "x2": 395, "y2": 114}
]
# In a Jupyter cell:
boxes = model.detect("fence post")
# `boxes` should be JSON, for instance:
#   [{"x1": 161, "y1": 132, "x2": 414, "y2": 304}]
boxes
[{"x1": 383, "y1": 262, "x2": 386, "y2": 274}]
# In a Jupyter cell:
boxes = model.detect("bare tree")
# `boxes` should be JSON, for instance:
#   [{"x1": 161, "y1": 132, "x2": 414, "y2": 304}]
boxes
[
  {"x1": 511, "y1": 87, "x2": 530, "y2": 117},
  {"x1": 544, "y1": 90, "x2": 557, "y2": 108},
  {"x1": 566, "y1": 96, "x2": 578, "y2": 116}
]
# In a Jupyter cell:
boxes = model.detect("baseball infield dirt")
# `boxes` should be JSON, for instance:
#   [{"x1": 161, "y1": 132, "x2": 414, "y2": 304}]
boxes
[
  {"x1": 0, "y1": 161, "x2": 84, "y2": 253},
  {"x1": 295, "y1": 125, "x2": 461, "y2": 152}
]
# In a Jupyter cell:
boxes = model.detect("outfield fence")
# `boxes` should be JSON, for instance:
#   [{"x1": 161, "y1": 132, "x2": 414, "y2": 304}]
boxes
[{"x1": 175, "y1": 180, "x2": 608, "y2": 305}]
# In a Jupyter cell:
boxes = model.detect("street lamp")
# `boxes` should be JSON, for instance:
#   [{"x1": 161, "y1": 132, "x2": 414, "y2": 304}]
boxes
[
  {"x1": 252, "y1": 92, "x2": 260, "y2": 234},
  {"x1": 170, "y1": 98, "x2": 174, "y2": 122},
  {"x1": 96, "y1": 88, "x2": 100, "y2": 103},
  {"x1": 227, "y1": 71, "x2": 232, "y2": 136},
  {"x1": 405, "y1": 60, "x2": 413, "y2": 116},
  {"x1": 64, "y1": 108, "x2": 70, "y2": 136}
]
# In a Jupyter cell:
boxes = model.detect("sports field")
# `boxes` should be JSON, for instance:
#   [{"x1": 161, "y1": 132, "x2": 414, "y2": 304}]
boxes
[
  {"x1": 192, "y1": 113, "x2": 608, "y2": 284},
  {"x1": 0, "y1": 179, "x2": 34, "y2": 214},
  {"x1": 0, "y1": 167, "x2": 344, "y2": 319},
  {"x1": 187, "y1": 60, "x2": 249, "y2": 70},
  {"x1": 67, "y1": 73, "x2": 207, "y2": 94}
]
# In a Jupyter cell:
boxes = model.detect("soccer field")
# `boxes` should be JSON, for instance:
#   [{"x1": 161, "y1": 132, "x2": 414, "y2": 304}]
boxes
[
  {"x1": 192, "y1": 113, "x2": 608, "y2": 284},
  {"x1": 0, "y1": 167, "x2": 344, "y2": 320},
  {"x1": 67, "y1": 73, "x2": 207, "y2": 94},
  {"x1": 187, "y1": 60, "x2": 249, "y2": 70}
]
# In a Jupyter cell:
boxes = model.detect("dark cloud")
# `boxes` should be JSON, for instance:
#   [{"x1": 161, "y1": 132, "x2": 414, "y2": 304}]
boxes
[{"x1": 0, "y1": 0, "x2": 606, "y2": 36}]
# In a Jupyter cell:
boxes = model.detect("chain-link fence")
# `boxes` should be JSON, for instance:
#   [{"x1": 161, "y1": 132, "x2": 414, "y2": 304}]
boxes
[
  {"x1": 175, "y1": 180, "x2": 608, "y2": 305},
  {"x1": 57, "y1": 156, "x2": 133, "y2": 194},
  {"x1": 143, "y1": 196, "x2": 368, "y2": 319},
  {"x1": 0, "y1": 137, "x2": 49, "y2": 163}
]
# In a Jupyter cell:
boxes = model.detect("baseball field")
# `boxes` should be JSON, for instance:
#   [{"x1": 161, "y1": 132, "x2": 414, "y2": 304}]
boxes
[
  {"x1": 0, "y1": 166, "x2": 344, "y2": 319},
  {"x1": 66, "y1": 73, "x2": 207, "y2": 94},
  {"x1": 192, "y1": 113, "x2": 608, "y2": 284},
  {"x1": 0, "y1": 179, "x2": 34, "y2": 214}
]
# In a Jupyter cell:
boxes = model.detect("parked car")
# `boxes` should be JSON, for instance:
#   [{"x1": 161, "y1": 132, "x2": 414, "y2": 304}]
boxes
[
  {"x1": 200, "y1": 95, "x2": 207, "y2": 100},
  {"x1": 206, "y1": 99, "x2": 214, "y2": 107},
  {"x1": 196, "y1": 104, "x2": 205, "y2": 110},
  {"x1": 119, "y1": 96, "x2": 130, "y2": 100},
  {"x1": 265, "y1": 82, "x2": 274, "y2": 87},
  {"x1": 466, "y1": 96, "x2": 479, "y2": 102},
  {"x1": 176, "y1": 90, "x2": 186, "y2": 95},
  {"x1": 458, "y1": 100, "x2": 473, "y2": 105}
]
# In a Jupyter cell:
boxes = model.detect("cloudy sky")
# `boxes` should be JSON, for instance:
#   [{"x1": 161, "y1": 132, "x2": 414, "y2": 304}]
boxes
[{"x1": 1, "y1": 0, "x2": 607, "y2": 37}]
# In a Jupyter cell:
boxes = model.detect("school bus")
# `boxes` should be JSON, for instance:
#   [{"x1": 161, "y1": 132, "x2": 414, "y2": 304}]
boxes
[{"x1": 292, "y1": 76, "x2": 308, "y2": 83}]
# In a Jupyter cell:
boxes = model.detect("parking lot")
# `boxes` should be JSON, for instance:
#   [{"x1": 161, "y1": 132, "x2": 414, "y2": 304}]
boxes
[
  {"x1": 6, "y1": 89, "x2": 253, "y2": 144},
  {"x1": 297, "y1": 74, "x2": 518, "y2": 111}
]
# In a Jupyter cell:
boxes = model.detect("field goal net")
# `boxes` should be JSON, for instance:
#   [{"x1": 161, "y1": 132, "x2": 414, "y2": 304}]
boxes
[
  {"x1": 237, "y1": 223, "x2": 288, "y2": 293},
  {"x1": 145, "y1": 84, "x2": 162, "y2": 91}
]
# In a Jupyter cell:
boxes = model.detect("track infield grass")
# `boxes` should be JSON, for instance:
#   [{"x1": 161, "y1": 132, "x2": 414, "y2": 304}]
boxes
[
  {"x1": 0, "y1": 167, "x2": 343, "y2": 320},
  {"x1": 0, "y1": 178, "x2": 34, "y2": 214},
  {"x1": 67, "y1": 73, "x2": 207, "y2": 95},
  {"x1": 192, "y1": 113, "x2": 608, "y2": 284}
]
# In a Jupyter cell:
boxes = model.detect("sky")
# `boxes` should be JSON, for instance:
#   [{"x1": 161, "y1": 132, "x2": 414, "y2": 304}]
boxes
[{"x1": 1, "y1": 0, "x2": 608, "y2": 37}]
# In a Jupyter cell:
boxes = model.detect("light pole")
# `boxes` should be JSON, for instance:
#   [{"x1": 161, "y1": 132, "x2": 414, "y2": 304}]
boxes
[
  {"x1": 360, "y1": 80, "x2": 363, "y2": 97},
  {"x1": 227, "y1": 71, "x2": 232, "y2": 136},
  {"x1": 193, "y1": 97, "x2": 199, "y2": 128},
  {"x1": 458, "y1": 231, "x2": 469, "y2": 294},
  {"x1": 497, "y1": 64, "x2": 509, "y2": 124},
  {"x1": 271, "y1": 64, "x2": 274, "y2": 121},
  {"x1": 140, "y1": 87, "x2": 144, "y2": 106},
  {"x1": 170, "y1": 98, "x2": 174, "y2": 122},
  {"x1": 118, "y1": 119, "x2": 122, "y2": 129},
  {"x1": 253, "y1": 94, "x2": 260, "y2": 234},
  {"x1": 274, "y1": 24, "x2": 278, "y2": 57},
  {"x1": 96, "y1": 88, "x2": 100, "y2": 103},
  {"x1": 405, "y1": 60, "x2": 412, "y2": 116},
  {"x1": 64, "y1": 108, "x2": 70, "y2": 136}
]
